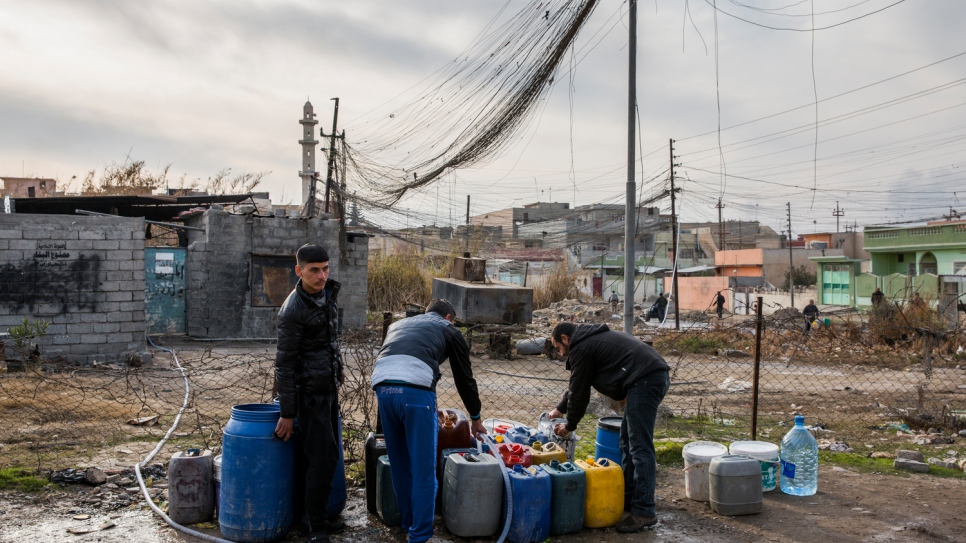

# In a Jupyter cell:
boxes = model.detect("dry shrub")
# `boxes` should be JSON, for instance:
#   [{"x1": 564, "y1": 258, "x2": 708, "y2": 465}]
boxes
[
  {"x1": 532, "y1": 263, "x2": 581, "y2": 309},
  {"x1": 367, "y1": 248, "x2": 433, "y2": 312}
]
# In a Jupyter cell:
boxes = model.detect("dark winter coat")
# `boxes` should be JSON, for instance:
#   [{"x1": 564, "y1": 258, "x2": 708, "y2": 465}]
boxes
[
  {"x1": 556, "y1": 324, "x2": 669, "y2": 431},
  {"x1": 275, "y1": 278, "x2": 342, "y2": 419}
]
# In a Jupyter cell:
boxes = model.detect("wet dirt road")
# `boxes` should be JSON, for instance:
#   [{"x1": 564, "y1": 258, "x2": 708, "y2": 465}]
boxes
[{"x1": 3, "y1": 463, "x2": 964, "y2": 543}]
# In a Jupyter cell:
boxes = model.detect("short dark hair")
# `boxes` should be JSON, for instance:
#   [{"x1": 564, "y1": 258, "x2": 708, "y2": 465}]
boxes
[
  {"x1": 427, "y1": 299, "x2": 456, "y2": 319},
  {"x1": 552, "y1": 322, "x2": 576, "y2": 342},
  {"x1": 296, "y1": 244, "x2": 329, "y2": 266}
]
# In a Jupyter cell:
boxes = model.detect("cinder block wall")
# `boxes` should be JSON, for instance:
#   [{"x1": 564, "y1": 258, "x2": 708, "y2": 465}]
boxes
[
  {"x1": 184, "y1": 209, "x2": 367, "y2": 339},
  {"x1": 0, "y1": 214, "x2": 147, "y2": 364}
]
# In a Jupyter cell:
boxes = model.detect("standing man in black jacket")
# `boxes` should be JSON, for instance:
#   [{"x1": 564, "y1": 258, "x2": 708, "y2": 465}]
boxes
[
  {"x1": 549, "y1": 322, "x2": 670, "y2": 533},
  {"x1": 274, "y1": 244, "x2": 344, "y2": 543},
  {"x1": 371, "y1": 299, "x2": 486, "y2": 543}
]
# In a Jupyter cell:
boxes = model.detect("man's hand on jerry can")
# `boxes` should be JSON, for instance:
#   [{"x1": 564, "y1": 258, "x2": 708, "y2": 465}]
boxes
[
  {"x1": 471, "y1": 419, "x2": 486, "y2": 438},
  {"x1": 274, "y1": 417, "x2": 295, "y2": 441},
  {"x1": 553, "y1": 423, "x2": 571, "y2": 437},
  {"x1": 548, "y1": 408, "x2": 563, "y2": 419}
]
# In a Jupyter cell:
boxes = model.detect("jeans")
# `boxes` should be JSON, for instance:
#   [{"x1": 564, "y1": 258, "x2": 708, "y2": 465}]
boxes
[
  {"x1": 620, "y1": 370, "x2": 670, "y2": 517},
  {"x1": 376, "y1": 385, "x2": 438, "y2": 543}
]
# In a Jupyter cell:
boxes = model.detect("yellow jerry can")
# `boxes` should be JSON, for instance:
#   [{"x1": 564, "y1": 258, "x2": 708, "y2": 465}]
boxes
[
  {"x1": 574, "y1": 457, "x2": 624, "y2": 528},
  {"x1": 529, "y1": 441, "x2": 568, "y2": 465}
]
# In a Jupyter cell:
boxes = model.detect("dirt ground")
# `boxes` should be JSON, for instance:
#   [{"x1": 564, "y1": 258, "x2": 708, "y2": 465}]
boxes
[{"x1": 3, "y1": 463, "x2": 964, "y2": 543}]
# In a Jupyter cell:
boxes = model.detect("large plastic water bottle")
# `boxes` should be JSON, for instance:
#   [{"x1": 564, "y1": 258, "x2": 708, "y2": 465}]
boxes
[{"x1": 779, "y1": 415, "x2": 818, "y2": 496}]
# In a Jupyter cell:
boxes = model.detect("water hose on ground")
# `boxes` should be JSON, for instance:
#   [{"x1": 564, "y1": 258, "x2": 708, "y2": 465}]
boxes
[
  {"x1": 478, "y1": 433, "x2": 512, "y2": 543},
  {"x1": 136, "y1": 337, "x2": 238, "y2": 543}
]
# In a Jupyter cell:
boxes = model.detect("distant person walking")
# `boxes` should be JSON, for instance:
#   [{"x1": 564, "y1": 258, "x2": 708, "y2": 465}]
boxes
[
  {"x1": 870, "y1": 288, "x2": 884, "y2": 307},
  {"x1": 609, "y1": 290, "x2": 620, "y2": 313},
  {"x1": 655, "y1": 293, "x2": 668, "y2": 321},
  {"x1": 714, "y1": 291, "x2": 726, "y2": 320},
  {"x1": 802, "y1": 299, "x2": 819, "y2": 333}
]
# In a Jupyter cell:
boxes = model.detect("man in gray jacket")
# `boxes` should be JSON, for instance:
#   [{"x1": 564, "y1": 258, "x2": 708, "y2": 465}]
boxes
[
  {"x1": 549, "y1": 322, "x2": 670, "y2": 533},
  {"x1": 371, "y1": 299, "x2": 486, "y2": 543}
]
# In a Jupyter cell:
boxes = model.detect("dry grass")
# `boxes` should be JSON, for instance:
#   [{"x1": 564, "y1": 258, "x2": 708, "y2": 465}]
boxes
[
  {"x1": 532, "y1": 263, "x2": 582, "y2": 309},
  {"x1": 366, "y1": 248, "x2": 434, "y2": 312}
]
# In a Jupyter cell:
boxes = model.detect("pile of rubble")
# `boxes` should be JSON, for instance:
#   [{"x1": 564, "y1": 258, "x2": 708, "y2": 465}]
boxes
[{"x1": 47, "y1": 465, "x2": 167, "y2": 511}]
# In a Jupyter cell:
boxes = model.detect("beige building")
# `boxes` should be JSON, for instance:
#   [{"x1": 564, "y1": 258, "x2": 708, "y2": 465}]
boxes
[{"x1": 1, "y1": 177, "x2": 60, "y2": 198}]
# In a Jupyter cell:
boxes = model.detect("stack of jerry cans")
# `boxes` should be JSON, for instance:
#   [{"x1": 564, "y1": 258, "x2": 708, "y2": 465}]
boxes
[
  {"x1": 575, "y1": 457, "x2": 623, "y2": 528},
  {"x1": 442, "y1": 453, "x2": 503, "y2": 537},
  {"x1": 540, "y1": 460, "x2": 586, "y2": 535}
]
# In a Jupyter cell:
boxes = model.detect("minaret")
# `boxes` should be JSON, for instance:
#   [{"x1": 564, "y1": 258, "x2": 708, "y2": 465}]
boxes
[{"x1": 299, "y1": 101, "x2": 319, "y2": 209}]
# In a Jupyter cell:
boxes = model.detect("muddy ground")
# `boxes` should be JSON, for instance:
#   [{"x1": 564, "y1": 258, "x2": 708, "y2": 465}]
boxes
[{"x1": 3, "y1": 463, "x2": 964, "y2": 543}]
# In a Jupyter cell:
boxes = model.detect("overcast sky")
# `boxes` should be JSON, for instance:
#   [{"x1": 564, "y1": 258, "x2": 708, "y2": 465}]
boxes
[{"x1": 2, "y1": 0, "x2": 964, "y2": 235}]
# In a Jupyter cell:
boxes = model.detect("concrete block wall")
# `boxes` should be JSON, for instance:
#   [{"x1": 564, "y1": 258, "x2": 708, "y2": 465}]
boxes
[
  {"x1": 0, "y1": 214, "x2": 147, "y2": 364},
  {"x1": 184, "y1": 209, "x2": 367, "y2": 339}
]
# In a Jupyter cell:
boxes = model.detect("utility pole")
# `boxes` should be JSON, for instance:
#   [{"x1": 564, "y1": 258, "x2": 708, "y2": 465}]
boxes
[
  {"x1": 833, "y1": 201, "x2": 845, "y2": 232},
  {"x1": 600, "y1": 248, "x2": 605, "y2": 299},
  {"x1": 670, "y1": 138, "x2": 680, "y2": 330},
  {"x1": 787, "y1": 202, "x2": 795, "y2": 308},
  {"x1": 465, "y1": 195, "x2": 471, "y2": 254},
  {"x1": 622, "y1": 0, "x2": 638, "y2": 334},
  {"x1": 716, "y1": 198, "x2": 726, "y2": 250},
  {"x1": 322, "y1": 98, "x2": 340, "y2": 217}
]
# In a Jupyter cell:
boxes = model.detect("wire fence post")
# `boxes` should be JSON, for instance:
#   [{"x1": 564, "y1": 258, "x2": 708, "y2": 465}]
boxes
[{"x1": 751, "y1": 296, "x2": 764, "y2": 440}]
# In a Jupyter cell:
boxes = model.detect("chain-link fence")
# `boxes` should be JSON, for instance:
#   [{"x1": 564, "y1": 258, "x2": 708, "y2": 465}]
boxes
[{"x1": 2, "y1": 303, "x2": 964, "y2": 473}]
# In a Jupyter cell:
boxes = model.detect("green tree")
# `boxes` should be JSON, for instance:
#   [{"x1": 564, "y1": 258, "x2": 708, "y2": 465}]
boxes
[{"x1": 782, "y1": 265, "x2": 817, "y2": 290}]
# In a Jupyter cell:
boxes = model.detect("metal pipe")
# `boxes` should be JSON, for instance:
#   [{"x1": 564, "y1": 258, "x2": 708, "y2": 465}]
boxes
[{"x1": 75, "y1": 209, "x2": 205, "y2": 231}]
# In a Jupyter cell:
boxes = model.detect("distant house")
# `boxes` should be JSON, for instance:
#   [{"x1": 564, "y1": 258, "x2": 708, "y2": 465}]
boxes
[
  {"x1": 810, "y1": 219, "x2": 966, "y2": 309},
  {"x1": 1, "y1": 177, "x2": 60, "y2": 198}
]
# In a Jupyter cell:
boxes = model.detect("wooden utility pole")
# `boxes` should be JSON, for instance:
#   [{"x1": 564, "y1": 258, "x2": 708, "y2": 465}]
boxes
[
  {"x1": 622, "y1": 0, "x2": 638, "y2": 334},
  {"x1": 323, "y1": 98, "x2": 340, "y2": 216},
  {"x1": 833, "y1": 201, "x2": 845, "y2": 233},
  {"x1": 670, "y1": 138, "x2": 680, "y2": 330},
  {"x1": 787, "y1": 202, "x2": 795, "y2": 308},
  {"x1": 465, "y1": 195, "x2": 471, "y2": 253}
]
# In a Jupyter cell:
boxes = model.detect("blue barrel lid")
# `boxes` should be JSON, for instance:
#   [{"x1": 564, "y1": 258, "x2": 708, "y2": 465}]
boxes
[
  {"x1": 230, "y1": 403, "x2": 281, "y2": 422},
  {"x1": 597, "y1": 416, "x2": 622, "y2": 432},
  {"x1": 794, "y1": 415, "x2": 805, "y2": 426}
]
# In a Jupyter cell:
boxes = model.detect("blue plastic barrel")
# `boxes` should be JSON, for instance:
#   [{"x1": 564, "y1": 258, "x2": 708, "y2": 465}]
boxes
[
  {"x1": 595, "y1": 417, "x2": 623, "y2": 467},
  {"x1": 220, "y1": 403, "x2": 296, "y2": 543}
]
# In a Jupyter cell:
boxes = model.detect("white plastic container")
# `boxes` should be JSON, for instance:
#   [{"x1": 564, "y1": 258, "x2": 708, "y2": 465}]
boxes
[
  {"x1": 729, "y1": 441, "x2": 779, "y2": 492},
  {"x1": 682, "y1": 441, "x2": 728, "y2": 502}
]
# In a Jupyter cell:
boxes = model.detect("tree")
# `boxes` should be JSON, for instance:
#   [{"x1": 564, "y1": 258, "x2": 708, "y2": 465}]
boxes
[
  {"x1": 81, "y1": 161, "x2": 170, "y2": 196},
  {"x1": 782, "y1": 265, "x2": 817, "y2": 291},
  {"x1": 81, "y1": 161, "x2": 267, "y2": 196}
]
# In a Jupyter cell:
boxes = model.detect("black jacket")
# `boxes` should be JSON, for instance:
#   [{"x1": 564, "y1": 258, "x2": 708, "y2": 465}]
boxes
[
  {"x1": 556, "y1": 324, "x2": 669, "y2": 431},
  {"x1": 275, "y1": 278, "x2": 342, "y2": 419},
  {"x1": 374, "y1": 313, "x2": 482, "y2": 418}
]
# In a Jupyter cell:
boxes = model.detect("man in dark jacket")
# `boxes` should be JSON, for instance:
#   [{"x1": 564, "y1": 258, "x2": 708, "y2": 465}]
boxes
[
  {"x1": 655, "y1": 293, "x2": 668, "y2": 321},
  {"x1": 371, "y1": 299, "x2": 486, "y2": 543},
  {"x1": 273, "y1": 244, "x2": 343, "y2": 543},
  {"x1": 714, "y1": 291, "x2": 726, "y2": 319},
  {"x1": 802, "y1": 299, "x2": 819, "y2": 333},
  {"x1": 549, "y1": 322, "x2": 670, "y2": 533}
]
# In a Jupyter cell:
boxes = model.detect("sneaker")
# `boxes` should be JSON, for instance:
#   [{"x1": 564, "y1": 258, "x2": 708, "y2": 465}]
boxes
[
  {"x1": 615, "y1": 514, "x2": 658, "y2": 533},
  {"x1": 306, "y1": 531, "x2": 330, "y2": 543}
]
